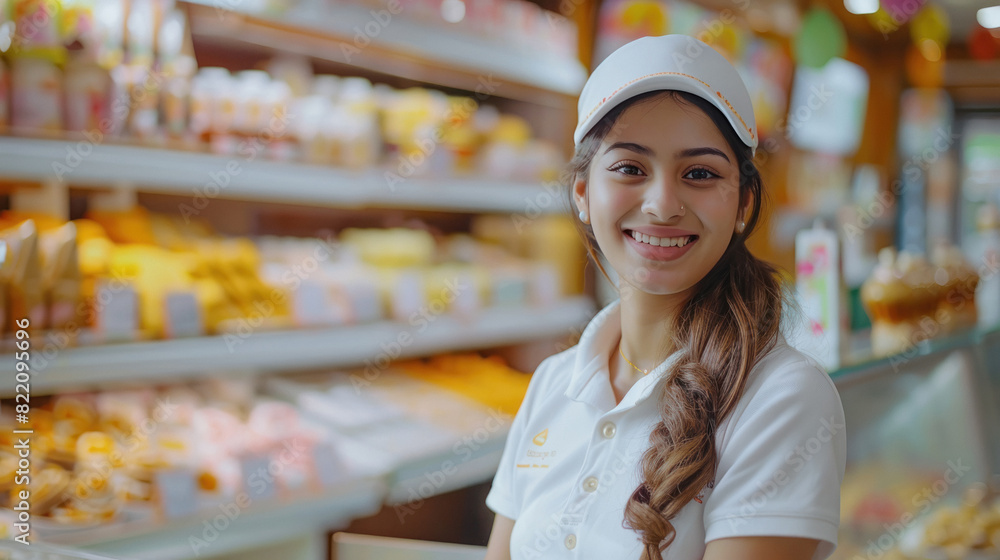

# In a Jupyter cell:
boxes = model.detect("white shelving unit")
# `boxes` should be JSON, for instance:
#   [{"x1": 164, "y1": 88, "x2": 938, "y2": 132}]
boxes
[
  {"x1": 4, "y1": 297, "x2": 593, "y2": 396},
  {"x1": 46, "y1": 469, "x2": 387, "y2": 560},
  {"x1": 0, "y1": 0, "x2": 591, "y2": 556},
  {"x1": 182, "y1": 0, "x2": 586, "y2": 107},
  {"x1": 0, "y1": 138, "x2": 567, "y2": 215}
]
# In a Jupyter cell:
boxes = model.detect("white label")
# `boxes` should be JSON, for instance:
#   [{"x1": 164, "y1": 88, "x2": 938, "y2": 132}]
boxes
[
  {"x1": 391, "y1": 271, "x2": 425, "y2": 322},
  {"x1": 240, "y1": 454, "x2": 277, "y2": 501},
  {"x1": 164, "y1": 291, "x2": 203, "y2": 338},
  {"x1": 450, "y1": 272, "x2": 480, "y2": 317},
  {"x1": 342, "y1": 280, "x2": 382, "y2": 323},
  {"x1": 96, "y1": 280, "x2": 138, "y2": 341},
  {"x1": 154, "y1": 468, "x2": 199, "y2": 518},
  {"x1": 311, "y1": 441, "x2": 348, "y2": 487},
  {"x1": 293, "y1": 281, "x2": 332, "y2": 327}
]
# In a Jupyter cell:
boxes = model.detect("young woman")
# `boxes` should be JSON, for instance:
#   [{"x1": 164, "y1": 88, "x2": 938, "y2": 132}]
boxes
[{"x1": 484, "y1": 35, "x2": 846, "y2": 560}]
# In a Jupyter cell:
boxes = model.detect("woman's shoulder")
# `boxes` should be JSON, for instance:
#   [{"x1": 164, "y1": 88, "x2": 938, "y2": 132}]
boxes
[
  {"x1": 720, "y1": 335, "x2": 845, "y2": 437},
  {"x1": 524, "y1": 344, "x2": 581, "y2": 394},
  {"x1": 749, "y1": 334, "x2": 840, "y2": 396}
]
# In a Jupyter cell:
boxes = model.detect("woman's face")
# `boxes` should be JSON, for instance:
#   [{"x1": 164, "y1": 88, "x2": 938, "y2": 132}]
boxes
[{"x1": 574, "y1": 94, "x2": 745, "y2": 296}]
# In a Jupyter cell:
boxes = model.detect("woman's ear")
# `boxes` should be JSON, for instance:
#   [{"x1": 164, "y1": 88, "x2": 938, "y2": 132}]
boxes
[
  {"x1": 573, "y1": 175, "x2": 589, "y2": 222},
  {"x1": 735, "y1": 194, "x2": 752, "y2": 233}
]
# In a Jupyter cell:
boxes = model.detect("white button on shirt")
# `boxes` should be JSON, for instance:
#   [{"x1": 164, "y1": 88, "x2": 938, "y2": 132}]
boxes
[
  {"x1": 486, "y1": 298, "x2": 847, "y2": 560},
  {"x1": 601, "y1": 422, "x2": 616, "y2": 439}
]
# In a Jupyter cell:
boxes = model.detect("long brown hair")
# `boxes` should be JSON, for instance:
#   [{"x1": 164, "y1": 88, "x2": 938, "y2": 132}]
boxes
[{"x1": 565, "y1": 90, "x2": 784, "y2": 559}]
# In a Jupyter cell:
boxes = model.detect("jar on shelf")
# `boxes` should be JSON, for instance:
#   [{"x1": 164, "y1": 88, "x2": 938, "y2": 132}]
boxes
[
  {"x1": 9, "y1": 53, "x2": 64, "y2": 132},
  {"x1": 64, "y1": 57, "x2": 112, "y2": 134}
]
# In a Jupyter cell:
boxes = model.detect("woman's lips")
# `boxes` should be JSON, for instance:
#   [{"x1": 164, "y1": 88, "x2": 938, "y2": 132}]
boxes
[{"x1": 623, "y1": 229, "x2": 699, "y2": 262}]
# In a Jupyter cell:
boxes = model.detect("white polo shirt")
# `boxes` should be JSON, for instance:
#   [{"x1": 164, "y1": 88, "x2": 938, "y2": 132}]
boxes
[{"x1": 486, "y1": 298, "x2": 846, "y2": 559}]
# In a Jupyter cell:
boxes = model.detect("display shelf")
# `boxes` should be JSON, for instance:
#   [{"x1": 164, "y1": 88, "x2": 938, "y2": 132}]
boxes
[
  {"x1": 828, "y1": 322, "x2": 1000, "y2": 386},
  {"x1": 181, "y1": 0, "x2": 586, "y2": 107},
  {"x1": 0, "y1": 137, "x2": 568, "y2": 215},
  {"x1": 45, "y1": 469, "x2": 386, "y2": 560},
  {"x1": 3, "y1": 297, "x2": 595, "y2": 396},
  {"x1": 384, "y1": 432, "x2": 506, "y2": 506},
  {"x1": 0, "y1": 541, "x2": 128, "y2": 559}
]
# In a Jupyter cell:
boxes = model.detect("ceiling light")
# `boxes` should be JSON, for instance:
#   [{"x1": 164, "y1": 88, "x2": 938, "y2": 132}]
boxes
[
  {"x1": 977, "y1": 5, "x2": 1000, "y2": 29},
  {"x1": 845, "y1": 0, "x2": 878, "y2": 15}
]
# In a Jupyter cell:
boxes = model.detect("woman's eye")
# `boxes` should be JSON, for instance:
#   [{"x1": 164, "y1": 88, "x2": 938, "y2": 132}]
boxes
[
  {"x1": 684, "y1": 168, "x2": 718, "y2": 181},
  {"x1": 609, "y1": 162, "x2": 643, "y2": 176}
]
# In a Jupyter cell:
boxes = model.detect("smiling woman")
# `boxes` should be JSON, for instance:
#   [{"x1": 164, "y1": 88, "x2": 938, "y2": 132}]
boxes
[{"x1": 484, "y1": 35, "x2": 846, "y2": 560}]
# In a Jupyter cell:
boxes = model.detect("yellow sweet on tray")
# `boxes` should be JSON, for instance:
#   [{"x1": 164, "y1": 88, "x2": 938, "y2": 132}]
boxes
[
  {"x1": 397, "y1": 353, "x2": 531, "y2": 417},
  {"x1": 85, "y1": 207, "x2": 158, "y2": 245}
]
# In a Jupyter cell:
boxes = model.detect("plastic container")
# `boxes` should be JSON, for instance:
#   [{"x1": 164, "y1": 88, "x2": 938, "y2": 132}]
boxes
[
  {"x1": 11, "y1": 0, "x2": 66, "y2": 60},
  {"x1": 64, "y1": 61, "x2": 111, "y2": 133},
  {"x1": 9, "y1": 55, "x2": 64, "y2": 132},
  {"x1": 234, "y1": 69, "x2": 270, "y2": 136},
  {"x1": 792, "y1": 219, "x2": 843, "y2": 370}
]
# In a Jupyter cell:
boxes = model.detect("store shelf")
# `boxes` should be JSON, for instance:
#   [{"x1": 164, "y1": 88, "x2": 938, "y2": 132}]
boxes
[
  {"x1": 828, "y1": 322, "x2": 1000, "y2": 386},
  {"x1": 385, "y1": 431, "x2": 506, "y2": 506},
  {"x1": 4, "y1": 297, "x2": 594, "y2": 396},
  {"x1": 0, "y1": 137, "x2": 568, "y2": 214},
  {"x1": 46, "y1": 470, "x2": 386, "y2": 560},
  {"x1": 182, "y1": 0, "x2": 586, "y2": 107}
]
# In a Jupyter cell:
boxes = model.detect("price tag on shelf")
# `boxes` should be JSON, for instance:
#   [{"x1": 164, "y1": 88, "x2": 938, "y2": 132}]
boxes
[
  {"x1": 449, "y1": 272, "x2": 481, "y2": 318},
  {"x1": 391, "y1": 271, "x2": 425, "y2": 322},
  {"x1": 154, "y1": 468, "x2": 199, "y2": 519},
  {"x1": 311, "y1": 441, "x2": 349, "y2": 488},
  {"x1": 164, "y1": 291, "x2": 204, "y2": 338},
  {"x1": 293, "y1": 281, "x2": 333, "y2": 327},
  {"x1": 95, "y1": 280, "x2": 139, "y2": 341},
  {"x1": 341, "y1": 280, "x2": 382, "y2": 323},
  {"x1": 240, "y1": 453, "x2": 277, "y2": 501}
]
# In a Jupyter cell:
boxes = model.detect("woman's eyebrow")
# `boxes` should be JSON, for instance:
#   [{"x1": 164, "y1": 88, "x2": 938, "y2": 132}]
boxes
[
  {"x1": 603, "y1": 142, "x2": 654, "y2": 157},
  {"x1": 676, "y1": 147, "x2": 731, "y2": 163}
]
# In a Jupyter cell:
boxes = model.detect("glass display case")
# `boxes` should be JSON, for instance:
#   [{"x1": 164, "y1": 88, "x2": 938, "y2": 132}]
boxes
[{"x1": 832, "y1": 325, "x2": 1000, "y2": 560}]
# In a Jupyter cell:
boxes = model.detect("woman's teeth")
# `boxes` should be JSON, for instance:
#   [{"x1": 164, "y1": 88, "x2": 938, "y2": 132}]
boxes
[{"x1": 629, "y1": 230, "x2": 695, "y2": 247}]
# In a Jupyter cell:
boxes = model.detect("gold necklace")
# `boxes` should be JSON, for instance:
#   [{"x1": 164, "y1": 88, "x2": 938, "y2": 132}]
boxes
[{"x1": 619, "y1": 345, "x2": 650, "y2": 376}]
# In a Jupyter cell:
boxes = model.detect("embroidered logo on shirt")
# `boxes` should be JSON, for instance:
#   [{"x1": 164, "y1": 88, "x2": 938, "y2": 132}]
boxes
[
  {"x1": 532, "y1": 429, "x2": 549, "y2": 446},
  {"x1": 517, "y1": 429, "x2": 556, "y2": 469}
]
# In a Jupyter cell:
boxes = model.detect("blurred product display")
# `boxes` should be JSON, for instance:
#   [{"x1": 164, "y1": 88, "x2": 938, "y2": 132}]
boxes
[
  {"x1": 0, "y1": 211, "x2": 576, "y2": 345},
  {"x1": 0, "y1": 351, "x2": 527, "y2": 539},
  {"x1": 861, "y1": 246, "x2": 980, "y2": 357}
]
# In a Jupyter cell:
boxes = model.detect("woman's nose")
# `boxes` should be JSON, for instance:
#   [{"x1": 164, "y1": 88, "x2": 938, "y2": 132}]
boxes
[{"x1": 640, "y1": 176, "x2": 685, "y2": 221}]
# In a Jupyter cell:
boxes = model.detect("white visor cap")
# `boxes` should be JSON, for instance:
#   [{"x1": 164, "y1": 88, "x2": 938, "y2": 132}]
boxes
[{"x1": 574, "y1": 35, "x2": 758, "y2": 156}]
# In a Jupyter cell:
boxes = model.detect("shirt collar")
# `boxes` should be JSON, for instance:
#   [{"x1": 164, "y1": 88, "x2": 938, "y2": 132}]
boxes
[{"x1": 565, "y1": 298, "x2": 683, "y2": 413}]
